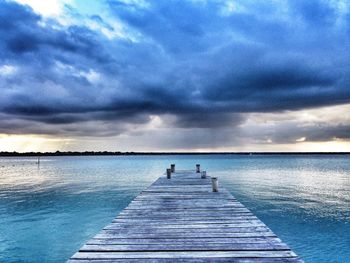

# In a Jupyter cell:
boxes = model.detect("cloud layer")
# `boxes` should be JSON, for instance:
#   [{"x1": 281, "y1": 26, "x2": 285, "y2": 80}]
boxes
[{"x1": 1, "y1": 0, "x2": 350, "y2": 150}]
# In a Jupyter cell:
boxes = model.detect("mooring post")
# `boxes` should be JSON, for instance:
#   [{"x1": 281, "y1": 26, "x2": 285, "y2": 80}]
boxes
[
  {"x1": 196, "y1": 164, "x2": 200, "y2": 173},
  {"x1": 211, "y1": 177, "x2": 218, "y2": 192},
  {"x1": 170, "y1": 164, "x2": 175, "y2": 173},
  {"x1": 201, "y1": 170, "x2": 206, "y2": 179},
  {"x1": 166, "y1": 168, "x2": 171, "y2": 179}
]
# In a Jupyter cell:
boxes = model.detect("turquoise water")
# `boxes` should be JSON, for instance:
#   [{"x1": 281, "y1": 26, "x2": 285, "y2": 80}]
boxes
[{"x1": 0, "y1": 155, "x2": 349, "y2": 262}]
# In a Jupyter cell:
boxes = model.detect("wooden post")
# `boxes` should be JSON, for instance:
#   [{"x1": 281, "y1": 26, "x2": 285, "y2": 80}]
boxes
[
  {"x1": 201, "y1": 171, "x2": 206, "y2": 179},
  {"x1": 196, "y1": 164, "x2": 200, "y2": 173},
  {"x1": 166, "y1": 168, "x2": 171, "y2": 179},
  {"x1": 211, "y1": 177, "x2": 218, "y2": 192},
  {"x1": 170, "y1": 164, "x2": 175, "y2": 173}
]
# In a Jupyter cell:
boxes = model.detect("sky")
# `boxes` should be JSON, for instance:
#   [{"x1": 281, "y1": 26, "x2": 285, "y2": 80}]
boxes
[{"x1": 0, "y1": 0, "x2": 350, "y2": 152}]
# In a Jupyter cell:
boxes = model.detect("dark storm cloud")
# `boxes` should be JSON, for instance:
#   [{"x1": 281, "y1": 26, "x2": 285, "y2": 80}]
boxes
[
  {"x1": 203, "y1": 61, "x2": 340, "y2": 111},
  {"x1": 1, "y1": 0, "x2": 350, "y2": 143},
  {"x1": 0, "y1": 3, "x2": 105, "y2": 59}
]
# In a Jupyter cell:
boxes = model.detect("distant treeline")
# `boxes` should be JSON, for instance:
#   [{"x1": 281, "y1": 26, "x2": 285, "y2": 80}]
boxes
[{"x1": 0, "y1": 151, "x2": 349, "y2": 157}]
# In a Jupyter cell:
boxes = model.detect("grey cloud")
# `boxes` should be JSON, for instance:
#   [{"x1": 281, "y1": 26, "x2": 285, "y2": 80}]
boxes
[
  {"x1": 169, "y1": 113, "x2": 244, "y2": 129},
  {"x1": 245, "y1": 123, "x2": 350, "y2": 144}
]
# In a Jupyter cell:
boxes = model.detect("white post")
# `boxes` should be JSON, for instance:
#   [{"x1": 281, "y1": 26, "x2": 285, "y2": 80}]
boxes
[
  {"x1": 196, "y1": 164, "x2": 200, "y2": 173},
  {"x1": 170, "y1": 164, "x2": 175, "y2": 173},
  {"x1": 211, "y1": 177, "x2": 218, "y2": 192},
  {"x1": 201, "y1": 171, "x2": 206, "y2": 179},
  {"x1": 166, "y1": 168, "x2": 171, "y2": 179}
]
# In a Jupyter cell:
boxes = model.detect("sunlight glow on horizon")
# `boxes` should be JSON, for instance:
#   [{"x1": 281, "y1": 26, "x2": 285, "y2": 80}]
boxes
[
  {"x1": 0, "y1": 134, "x2": 74, "y2": 152},
  {"x1": 1, "y1": 133, "x2": 349, "y2": 152}
]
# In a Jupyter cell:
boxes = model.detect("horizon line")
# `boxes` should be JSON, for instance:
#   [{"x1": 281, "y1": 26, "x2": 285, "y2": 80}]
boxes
[{"x1": 0, "y1": 151, "x2": 349, "y2": 156}]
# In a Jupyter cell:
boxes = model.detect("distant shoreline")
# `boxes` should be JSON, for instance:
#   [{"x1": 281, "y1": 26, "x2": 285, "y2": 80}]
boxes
[{"x1": 0, "y1": 151, "x2": 349, "y2": 156}]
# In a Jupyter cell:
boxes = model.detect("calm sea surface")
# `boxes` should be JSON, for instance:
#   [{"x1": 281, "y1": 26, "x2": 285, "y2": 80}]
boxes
[{"x1": 0, "y1": 155, "x2": 349, "y2": 262}]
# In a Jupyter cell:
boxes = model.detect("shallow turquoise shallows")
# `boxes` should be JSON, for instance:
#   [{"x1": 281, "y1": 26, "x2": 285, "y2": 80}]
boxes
[{"x1": 0, "y1": 155, "x2": 349, "y2": 262}]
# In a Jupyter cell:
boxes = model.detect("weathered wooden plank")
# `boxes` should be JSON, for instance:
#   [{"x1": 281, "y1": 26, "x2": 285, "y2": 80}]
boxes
[
  {"x1": 133, "y1": 197, "x2": 235, "y2": 200},
  {"x1": 80, "y1": 243, "x2": 290, "y2": 251},
  {"x1": 140, "y1": 191, "x2": 226, "y2": 195},
  {"x1": 127, "y1": 202, "x2": 243, "y2": 206},
  {"x1": 128, "y1": 201, "x2": 241, "y2": 205},
  {"x1": 124, "y1": 206, "x2": 246, "y2": 210},
  {"x1": 118, "y1": 210, "x2": 252, "y2": 216},
  {"x1": 105, "y1": 222, "x2": 266, "y2": 229},
  {"x1": 110, "y1": 218, "x2": 267, "y2": 225},
  {"x1": 117, "y1": 211, "x2": 254, "y2": 215},
  {"x1": 125, "y1": 206, "x2": 245, "y2": 210},
  {"x1": 94, "y1": 232, "x2": 277, "y2": 239},
  {"x1": 99, "y1": 227, "x2": 273, "y2": 235},
  {"x1": 126, "y1": 203, "x2": 240, "y2": 207},
  {"x1": 112, "y1": 219, "x2": 260, "y2": 224},
  {"x1": 122, "y1": 210, "x2": 251, "y2": 214},
  {"x1": 115, "y1": 216, "x2": 255, "y2": 221},
  {"x1": 103, "y1": 224, "x2": 268, "y2": 230},
  {"x1": 71, "y1": 250, "x2": 298, "y2": 259},
  {"x1": 148, "y1": 185, "x2": 212, "y2": 188},
  {"x1": 87, "y1": 237, "x2": 284, "y2": 245},
  {"x1": 68, "y1": 259, "x2": 303, "y2": 263}
]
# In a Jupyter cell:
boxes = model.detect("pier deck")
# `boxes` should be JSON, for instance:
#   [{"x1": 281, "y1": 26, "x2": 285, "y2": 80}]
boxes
[{"x1": 69, "y1": 169, "x2": 302, "y2": 262}]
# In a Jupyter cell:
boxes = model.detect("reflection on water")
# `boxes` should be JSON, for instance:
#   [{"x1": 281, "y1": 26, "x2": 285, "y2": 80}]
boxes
[{"x1": 0, "y1": 155, "x2": 349, "y2": 262}]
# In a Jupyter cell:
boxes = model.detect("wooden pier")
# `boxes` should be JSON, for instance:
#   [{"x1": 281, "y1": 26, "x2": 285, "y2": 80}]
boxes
[{"x1": 69, "y1": 166, "x2": 303, "y2": 262}]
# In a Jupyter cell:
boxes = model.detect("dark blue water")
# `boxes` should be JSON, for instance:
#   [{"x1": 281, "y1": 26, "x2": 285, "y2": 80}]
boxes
[{"x1": 0, "y1": 155, "x2": 349, "y2": 262}]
